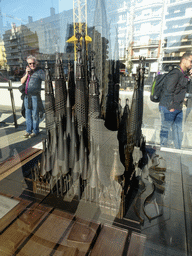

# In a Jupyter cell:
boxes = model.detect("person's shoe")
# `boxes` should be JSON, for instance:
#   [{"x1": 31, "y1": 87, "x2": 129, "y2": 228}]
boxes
[
  {"x1": 23, "y1": 132, "x2": 30, "y2": 138},
  {"x1": 29, "y1": 133, "x2": 37, "y2": 138}
]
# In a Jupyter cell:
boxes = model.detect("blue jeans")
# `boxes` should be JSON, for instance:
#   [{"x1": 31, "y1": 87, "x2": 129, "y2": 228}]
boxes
[
  {"x1": 159, "y1": 106, "x2": 183, "y2": 149},
  {"x1": 24, "y1": 95, "x2": 40, "y2": 134}
]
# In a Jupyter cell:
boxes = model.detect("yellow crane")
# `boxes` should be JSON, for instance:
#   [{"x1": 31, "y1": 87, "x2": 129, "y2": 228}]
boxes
[{"x1": 67, "y1": 0, "x2": 92, "y2": 60}]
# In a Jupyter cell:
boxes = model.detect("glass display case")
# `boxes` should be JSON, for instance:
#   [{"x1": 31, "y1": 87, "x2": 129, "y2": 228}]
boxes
[{"x1": 0, "y1": 0, "x2": 192, "y2": 255}]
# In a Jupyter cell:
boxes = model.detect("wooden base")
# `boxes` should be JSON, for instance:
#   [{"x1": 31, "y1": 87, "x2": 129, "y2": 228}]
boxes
[{"x1": 0, "y1": 193, "x2": 147, "y2": 255}]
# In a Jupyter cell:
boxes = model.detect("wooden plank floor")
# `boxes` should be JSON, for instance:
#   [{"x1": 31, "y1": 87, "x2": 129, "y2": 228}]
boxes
[
  {"x1": 66, "y1": 217, "x2": 100, "y2": 254},
  {"x1": 0, "y1": 193, "x2": 32, "y2": 234},
  {"x1": 17, "y1": 210, "x2": 76, "y2": 256},
  {"x1": 127, "y1": 232, "x2": 146, "y2": 256},
  {"x1": 90, "y1": 224, "x2": 128, "y2": 256},
  {"x1": 0, "y1": 147, "x2": 191, "y2": 255},
  {"x1": 0, "y1": 194, "x2": 137, "y2": 256},
  {"x1": 0, "y1": 202, "x2": 53, "y2": 255}
]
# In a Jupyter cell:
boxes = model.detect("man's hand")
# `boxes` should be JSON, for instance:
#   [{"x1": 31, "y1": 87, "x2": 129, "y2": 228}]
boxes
[
  {"x1": 169, "y1": 108, "x2": 175, "y2": 112},
  {"x1": 21, "y1": 67, "x2": 31, "y2": 84},
  {"x1": 189, "y1": 69, "x2": 192, "y2": 76},
  {"x1": 26, "y1": 66, "x2": 31, "y2": 75}
]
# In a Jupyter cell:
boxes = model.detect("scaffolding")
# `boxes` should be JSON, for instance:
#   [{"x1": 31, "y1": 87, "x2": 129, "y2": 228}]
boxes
[{"x1": 67, "y1": 0, "x2": 92, "y2": 61}]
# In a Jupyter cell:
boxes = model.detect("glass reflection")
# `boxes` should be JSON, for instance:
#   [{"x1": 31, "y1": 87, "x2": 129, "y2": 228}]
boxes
[{"x1": 0, "y1": 1, "x2": 192, "y2": 255}]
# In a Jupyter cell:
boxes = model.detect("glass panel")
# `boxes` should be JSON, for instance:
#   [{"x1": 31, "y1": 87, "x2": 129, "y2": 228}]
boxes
[{"x1": 0, "y1": 0, "x2": 192, "y2": 255}]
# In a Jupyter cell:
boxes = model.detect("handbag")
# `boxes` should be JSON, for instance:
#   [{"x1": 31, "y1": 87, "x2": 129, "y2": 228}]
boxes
[{"x1": 18, "y1": 84, "x2": 25, "y2": 93}]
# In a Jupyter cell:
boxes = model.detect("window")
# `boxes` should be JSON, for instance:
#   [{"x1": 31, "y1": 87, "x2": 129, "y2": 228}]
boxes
[{"x1": 1, "y1": 3, "x2": 192, "y2": 256}]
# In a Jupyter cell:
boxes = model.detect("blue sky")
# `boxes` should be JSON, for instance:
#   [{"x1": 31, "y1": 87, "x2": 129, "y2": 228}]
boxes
[{"x1": 0, "y1": 0, "x2": 73, "y2": 26}]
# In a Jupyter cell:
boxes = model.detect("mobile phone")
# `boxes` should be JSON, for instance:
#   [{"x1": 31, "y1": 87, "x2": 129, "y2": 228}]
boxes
[{"x1": 27, "y1": 65, "x2": 31, "y2": 74}]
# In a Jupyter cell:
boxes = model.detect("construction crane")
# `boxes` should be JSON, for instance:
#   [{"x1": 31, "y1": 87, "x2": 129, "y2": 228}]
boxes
[
  {"x1": 67, "y1": 0, "x2": 92, "y2": 60},
  {"x1": 1, "y1": 12, "x2": 27, "y2": 23}
]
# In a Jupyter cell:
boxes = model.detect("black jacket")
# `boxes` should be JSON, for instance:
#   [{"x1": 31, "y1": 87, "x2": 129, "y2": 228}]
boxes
[
  {"x1": 159, "y1": 67, "x2": 190, "y2": 111},
  {"x1": 19, "y1": 83, "x2": 44, "y2": 118}
]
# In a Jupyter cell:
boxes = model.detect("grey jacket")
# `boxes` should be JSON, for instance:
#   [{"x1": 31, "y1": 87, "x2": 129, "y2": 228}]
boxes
[
  {"x1": 26, "y1": 68, "x2": 45, "y2": 95},
  {"x1": 159, "y1": 67, "x2": 189, "y2": 111},
  {"x1": 20, "y1": 68, "x2": 45, "y2": 117}
]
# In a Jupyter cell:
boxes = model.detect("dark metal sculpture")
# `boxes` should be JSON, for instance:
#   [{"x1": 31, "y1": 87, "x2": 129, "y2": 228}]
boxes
[
  {"x1": 104, "y1": 61, "x2": 120, "y2": 131},
  {"x1": 117, "y1": 98, "x2": 130, "y2": 166},
  {"x1": 88, "y1": 51, "x2": 100, "y2": 120},
  {"x1": 88, "y1": 51, "x2": 101, "y2": 145},
  {"x1": 92, "y1": 0, "x2": 109, "y2": 119},
  {"x1": 54, "y1": 52, "x2": 67, "y2": 131},
  {"x1": 124, "y1": 57, "x2": 145, "y2": 170},
  {"x1": 44, "y1": 61, "x2": 55, "y2": 135},
  {"x1": 32, "y1": 38, "x2": 150, "y2": 222},
  {"x1": 75, "y1": 33, "x2": 88, "y2": 134},
  {"x1": 67, "y1": 60, "x2": 75, "y2": 108},
  {"x1": 124, "y1": 57, "x2": 146, "y2": 198}
]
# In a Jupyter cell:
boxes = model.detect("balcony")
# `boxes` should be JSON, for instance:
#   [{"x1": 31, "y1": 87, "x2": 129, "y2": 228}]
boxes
[
  {"x1": 4, "y1": 47, "x2": 19, "y2": 53},
  {"x1": 149, "y1": 40, "x2": 159, "y2": 45},
  {"x1": 9, "y1": 48, "x2": 19, "y2": 53},
  {"x1": 6, "y1": 55, "x2": 20, "y2": 60},
  {"x1": 132, "y1": 54, "x2": 158, "y2": 60},
  {"x1": 135, "y1": 1, "x2": 162, "y2": 9},
  {"x1": 3, "y1": 34, "x2": 11, "y2": 40},
  {"x1": 10, "y1": 35, "x2": 17, "y2": 40},
  {"x1": 162, "y1": 56, "x2": 180, "y2": 62},
  {"x1": 117, "y1": 19, "x2": 127, "y2": 24},
  {"x1": 7, "y1": 42, "x2": 18, "y2": 47},
  {"x1": 133, "y1": 40, "x2": 159, "y2": 48},
  {"x1": 164, "y1": 41, "x2": 192, "y2": 50},
  {"x1": 6, "y1": 56, "x2": 13, "y2": 60},
  {"x1": 134, "y1": 29, "x2": 160, "y2": 36},
  {"x1": 25, "y1": 38, "x2": 38, "y2": 44},
  {"x1": 164, "y1": 25, "x2": 192, "y2": 34},
  {"x1": 165, "y1": 11, "x2": 185, "y2": 20},
  {"x1": 135, "y1": 14, "x2": 161, "y2": 22},
  {"x1": 7, "y1": 60, "x2": 19, "y2": 66}
]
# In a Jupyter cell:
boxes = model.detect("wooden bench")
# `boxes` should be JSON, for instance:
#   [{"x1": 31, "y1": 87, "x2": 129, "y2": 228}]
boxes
[{"x1": 0, "y1": 147, "x2": 43, "y2": 181}]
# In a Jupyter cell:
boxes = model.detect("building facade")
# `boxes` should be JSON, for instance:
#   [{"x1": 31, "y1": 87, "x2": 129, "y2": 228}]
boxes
[
  {"x1": 162, "y1": 0, "x2": 192, "y2": 71},
  {"x1": 0, "y1": 38, "x2": 7, "y2": 69},
  {"x1": 3, "y1": 23, "x2": 39, "y2": 74},
  {"x1": 130, "y1": 0, "x2": 164, "y2": 75},
  {"x1": 2, "y1": 0, "x2": 192, "y2": 76}
]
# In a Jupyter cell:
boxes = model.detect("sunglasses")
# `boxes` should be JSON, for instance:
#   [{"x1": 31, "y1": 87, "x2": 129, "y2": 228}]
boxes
[{"x1": 28, "y1": 62, "x2": 36, "y2": 65}]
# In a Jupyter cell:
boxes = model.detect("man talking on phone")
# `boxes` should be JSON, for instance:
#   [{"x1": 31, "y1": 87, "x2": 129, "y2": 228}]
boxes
[{"x1": 21, "y1": 55, "x2": 45, "y2": 138}]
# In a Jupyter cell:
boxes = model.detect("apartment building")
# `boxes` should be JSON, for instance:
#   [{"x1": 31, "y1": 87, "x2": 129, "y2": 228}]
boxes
[
  {"x1": 162, "y1": 0, "x2": 192, "y2": 71},
  {"x1": 107, "y1": 0, "x2": 129, "y2": 61},
  {"x1": 130, "y1": 0, "x2": 164, "y2": 75},
  {"x1": 106, "y1": 0, "x2": 164, "y2": 75},
  {"x1": 2, "y1": 7, "x2": 73, "y2": 73},
  {"x1": 3, "y1": 23, "x2": 39, "y2": 72},
  {"x1": 27, "y1": 8, "x2": 63, "y2": 55},
  {"x1": 2, "y1": 0, "x2": 192, "y2": 75}
]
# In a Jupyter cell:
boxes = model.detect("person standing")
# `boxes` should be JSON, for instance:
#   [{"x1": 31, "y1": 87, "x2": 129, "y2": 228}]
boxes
[
  {"x1": 21, "y1": 55, "x2": 45, "y2": 138},
  {"x1": 184, "y1": 78, "x2": 192, "y2": 122},
  {"x1": 159, "y1": 52, "x2": 192, "y2": 149}
]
